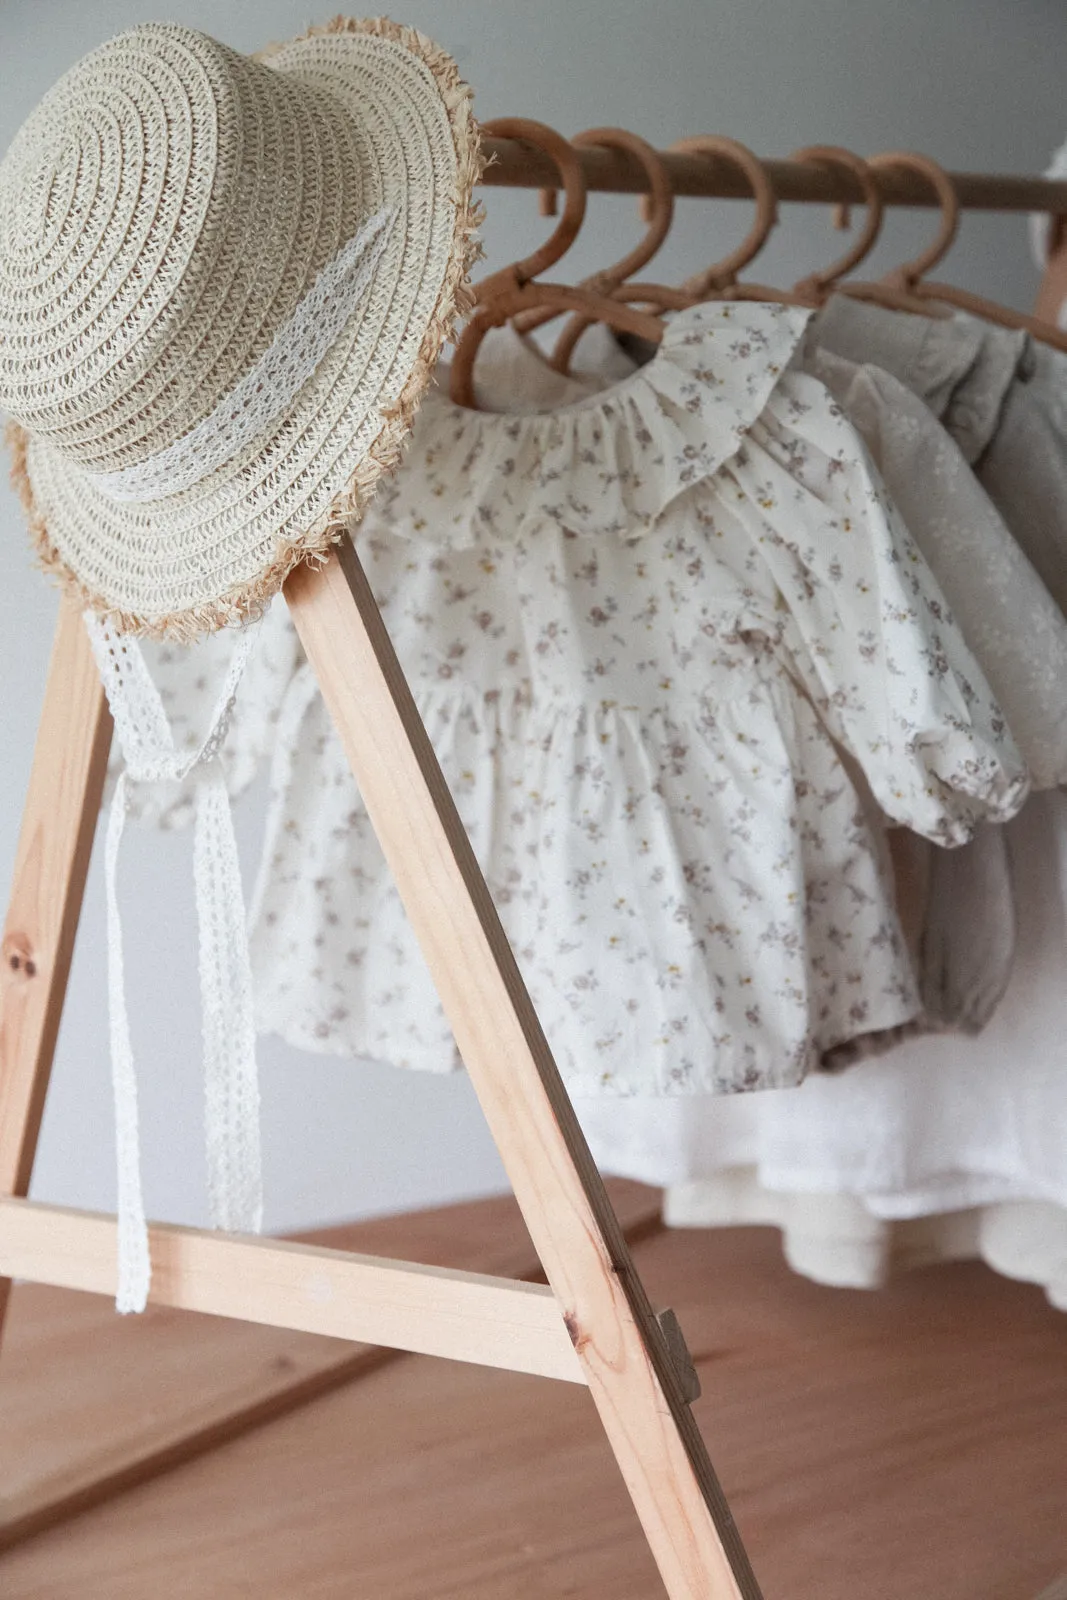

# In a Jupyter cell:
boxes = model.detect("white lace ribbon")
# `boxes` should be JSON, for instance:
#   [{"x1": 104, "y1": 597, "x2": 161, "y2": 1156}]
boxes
[
  {"x1": 87, "y1": 205, "x2": 398, "y2": 504},
  {"x1": 103, "y1": 770, "x2": 150, "y2": 1312},
  {"x1": 86, "y1": 614, "x2": 263, "y2": 1312},
  {"x1": 195, "y1": 773, "x2": 261, "y2": 1234}
]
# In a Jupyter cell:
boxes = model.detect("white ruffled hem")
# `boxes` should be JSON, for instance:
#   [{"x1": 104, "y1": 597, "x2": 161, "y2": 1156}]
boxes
[{"x1": 664, "y1": 1170, "x2": 1067, "y2": 1310}]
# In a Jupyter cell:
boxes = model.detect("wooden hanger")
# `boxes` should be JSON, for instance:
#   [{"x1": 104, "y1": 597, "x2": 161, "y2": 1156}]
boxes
[
  {"x1": 672, "y1": 136, "x2": 806, "y2": 307},
  {"x1": 549, "y1": 137, "x2": 825, "y2": 378},
  {"x1": 544, "y1": 132, "x2": 684, "y2": 373},
  {"x1": 834, "y1": 150, "x2": 955, "y2": 318},
  {"x1": 545, "y1": 284, "x2": 694, "y2": 378},
  {"x1": 449, "y1": 118, "x2": 665, "y2": 410},
  {"x1": 858, "y1": 151, "x2": 1067, "y2": 353},
  {"x1": 787, "y1": 145, "x2": 885, "y2": 305},
  {"x1": 514, "y1": 126, "x2": 675, "y2": 342},
  {"x1": 550, "y1": 128, "x2": 677, "y2": 368}
]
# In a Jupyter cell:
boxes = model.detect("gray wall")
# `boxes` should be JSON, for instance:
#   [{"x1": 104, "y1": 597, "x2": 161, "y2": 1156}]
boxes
[{"x1": 2, "y1": 0, "x2": 1065, "y2": 1231}]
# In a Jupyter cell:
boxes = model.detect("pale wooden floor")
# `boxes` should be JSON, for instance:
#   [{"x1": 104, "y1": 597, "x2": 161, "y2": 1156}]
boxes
[{"x1": 1, "y1": 1184, "x2": 1066, "y2": 1599}]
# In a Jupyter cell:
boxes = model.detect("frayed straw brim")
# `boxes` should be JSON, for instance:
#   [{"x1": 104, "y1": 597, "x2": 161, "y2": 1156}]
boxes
[{"x1": 6, "y1": 18, "x2": 482, "y2": 640}]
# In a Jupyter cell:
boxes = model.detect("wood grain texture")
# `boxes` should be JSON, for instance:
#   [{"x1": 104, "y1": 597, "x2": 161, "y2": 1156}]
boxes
[
  {"x1": 285, "y1": 542, "x2": 758, "y2": 1600},
  {"x1": 0, "y1": 1184, "x2": 659, "y2": 1555},
  {"x1": 478, "y1": 137, "x2": 1067, "y2": 211},
  {"x1": 0, "y1": 602, "x2": 111, "y2": 1199},
  {"x1": 0, "y1": 602, "x2": 111, "y2": 1350},
  {"x1": 0, "y1": 1183, "x2": 659, "y2": 1556},
  {"x1": 0, "y1": 1315, "x2": 393, "y2": 1556},
  {"x1": 0, "y1": 1198, "x2": 586, "y2": 1382},
  {"x1": 3, "y1": 1222, "x2": 1066, "y2": 1598}
]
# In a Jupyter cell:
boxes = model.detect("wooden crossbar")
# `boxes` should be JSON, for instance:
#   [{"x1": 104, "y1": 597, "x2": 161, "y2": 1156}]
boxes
[
  {"x1": 479, "y1": 136, "x2": 1067, "y2": 212},
  {"x1": 0, "y1": 1198, "x2": 585, "y2": 1384},
  {"x1": 0, "y1": 1187, "x2": 663, "y2": 1557}
]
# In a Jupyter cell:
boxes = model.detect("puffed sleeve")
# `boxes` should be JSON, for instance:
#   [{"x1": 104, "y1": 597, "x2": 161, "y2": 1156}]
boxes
[
  {"x1": 711, "y1": 368, "x2": 1029, "y2": 844},
  {"x1": 806, "y1": 348, "x2": 1067, "y2": 791}
]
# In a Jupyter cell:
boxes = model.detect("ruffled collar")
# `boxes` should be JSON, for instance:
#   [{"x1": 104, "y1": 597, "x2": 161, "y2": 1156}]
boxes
[{"x1": 362, "y1": 300, "x2": 812, "y2": 547}]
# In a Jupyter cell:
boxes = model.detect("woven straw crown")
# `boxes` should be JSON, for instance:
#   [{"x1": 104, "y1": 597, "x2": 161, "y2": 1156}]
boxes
[{"x1": 0, "y1": 18, "x2": 481, "y2": 637}]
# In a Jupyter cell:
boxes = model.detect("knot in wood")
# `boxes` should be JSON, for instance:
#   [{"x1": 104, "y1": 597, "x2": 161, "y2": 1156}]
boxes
[
  {"x1": 2, "y1": 932, "x2": 38, "y2": 980},
  {"x1": 563, "y1": 1310, "x2": 590, "y2": 1354}
]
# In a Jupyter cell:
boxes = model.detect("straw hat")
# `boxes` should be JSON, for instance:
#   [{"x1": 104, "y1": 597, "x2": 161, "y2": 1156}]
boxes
[{"x1": 0, "y1": 18, "x2": 481, "y2": 638}]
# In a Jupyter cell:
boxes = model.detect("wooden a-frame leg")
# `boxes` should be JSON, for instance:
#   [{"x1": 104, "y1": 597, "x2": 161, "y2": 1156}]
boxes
[
  {"x1": 0, "y1": 601, "x2": 113, "y2": 1341},
  {"x1": 285, "y1": 540, "x2": 763, "y2": 1600}
]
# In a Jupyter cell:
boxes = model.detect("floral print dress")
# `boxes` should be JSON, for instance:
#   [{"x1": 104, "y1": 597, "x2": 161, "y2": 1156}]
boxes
[{"x1": 243, "y1": 301, "x2": 1027, "y2": 1095}]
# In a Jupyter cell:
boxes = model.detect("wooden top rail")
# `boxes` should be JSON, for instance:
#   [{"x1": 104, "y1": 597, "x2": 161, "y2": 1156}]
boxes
[{"x1": 480, "y1": 137, "x2": 1067, "y2": 212}]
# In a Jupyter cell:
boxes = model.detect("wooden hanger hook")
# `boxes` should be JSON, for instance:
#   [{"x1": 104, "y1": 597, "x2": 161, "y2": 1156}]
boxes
[
  {"x1": 472, "y1": 118, "x2": 587, "y2": 303},
  {"x1": 671, "y1": 136, "x2": 778, "y2": 296},
  {"x1": 868, "y1": 150, "x2": 960, "y2": 290},
  {"x1": 789, "y1": 145, "x2": 884, "y2": 301},
  {"x1": 514, "y1": 127, "x2": 675, "y2": 339}
]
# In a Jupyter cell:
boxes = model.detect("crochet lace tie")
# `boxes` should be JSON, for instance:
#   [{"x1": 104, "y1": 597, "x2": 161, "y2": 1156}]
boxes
[{"x1": 86, "y1": 614, "x2": 262, "y2": 1313}]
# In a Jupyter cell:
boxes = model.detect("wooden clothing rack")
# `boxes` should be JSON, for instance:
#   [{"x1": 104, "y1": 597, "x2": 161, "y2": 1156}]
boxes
[{"x1": 3, "y1": 139, "x2": 1067, "y2": 1600}]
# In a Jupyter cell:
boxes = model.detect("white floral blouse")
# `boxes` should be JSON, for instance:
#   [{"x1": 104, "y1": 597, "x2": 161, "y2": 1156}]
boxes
[{"x1": 222, "y1": 301, "x2": 1024, "y2": 1096}]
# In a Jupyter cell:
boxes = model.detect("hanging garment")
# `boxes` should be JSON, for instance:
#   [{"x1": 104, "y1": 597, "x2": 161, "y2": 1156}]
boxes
[
  {"x1": 558, "y1": 312, "x2": 1067, "y2": 1307},
  {"x1": 976, "y1": 339, "x2": 1067, "y2": 617},
  {"x1": 813, "y1": 295, "x2": 1067, "y2": 617},
  {"x1": 616, "y1": 297, "x2": 1067, "y2": 620},
  {"x1": 106, "y1": 301, "x2": 1064, "y2": 1297},
  {"x1": 801, "y1": 342, "x2": 1067, "y2": 791},
  {"x1": 610, "y1": 788, "x2": 1067, "y2": 1311},
  {"x1": 802, "y1": 341, "x2": 1067, "y2": 1042},
  {"x1": 804, "y1": 315, "x2": 1067, "y2": 1033},
  {"x1": 576, "y1": 314, "x2": 1067, "y2": 777},
  {"x1": 574, "y1": 314, "x2": 1067, "y2": 1037},
  {"x1": 810, "y1": 293, "x2": 1027, "y2": 463},
  {"x1": 246, "y1": 302, "x2": 1024, "y2": 1096},
  {"x1": 113, "y1": 324, "x2": 615, "y2": 826}
]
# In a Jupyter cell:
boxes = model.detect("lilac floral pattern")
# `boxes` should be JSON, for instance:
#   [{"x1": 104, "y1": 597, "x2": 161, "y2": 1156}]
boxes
[{"x1": 243, "y1": 302, "x2": 1027, "y2": 1096}]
